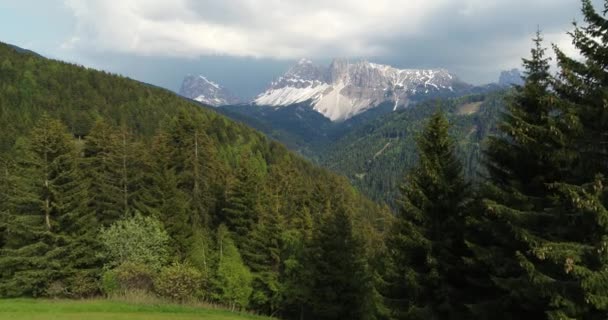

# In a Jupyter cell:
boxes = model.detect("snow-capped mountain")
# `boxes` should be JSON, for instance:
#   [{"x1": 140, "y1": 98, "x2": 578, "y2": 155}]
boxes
[
  {"x1": 254, "y1": 58, "x2": 470, "y2": 121},
  {"x1": 179, "y1": 75, "x2": 240, "y2": 106}
]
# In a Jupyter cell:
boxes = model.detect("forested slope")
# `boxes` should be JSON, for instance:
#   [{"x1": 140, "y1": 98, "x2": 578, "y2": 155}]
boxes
[
  {"x1": 0, "y1": 42, "x2": 390, "y2": 319},
  {"x1": 320, "y1": 92, "x2": 505, "y2": 204}
]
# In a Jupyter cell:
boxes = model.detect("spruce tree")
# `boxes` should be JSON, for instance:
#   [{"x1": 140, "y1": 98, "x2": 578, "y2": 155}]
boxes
[
  {"x1": 383, "y1": 111, "x2": 471, "y2": 320},
  {"x1": 137, "y1": 130, "x2": 193, "y2": 259},
  {"x1": 0, "y1": 115, "x2": 91, "y2": 296},
  {"x1": 306, "y1": 205, "x2": 371, "y2": 320},
  {"x1": 520, "y1": 1, "x2": 608, "y2": 317},
  {"x1": 221, "y1": 154, "x2": 260, "y2": 244},
  {"x1": 554, "y1": 0, "x2": 608, "y2": 179},
  {"x1": 467, "y1": 31, "x2": 572, "y2": 319},
  {"x1": 83, "y1": 120, "x2": 145, "y2": 226},
  {"x1": 164, "y1": 111, "x2": 221, "y2": 229},
  {"x1": 241, "y1": 192, "x2": 284, "y2": 315}
]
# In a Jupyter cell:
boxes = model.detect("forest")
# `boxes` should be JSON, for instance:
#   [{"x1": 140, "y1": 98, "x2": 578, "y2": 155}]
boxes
[
  {"x1": 3, "y1": 0, "x2": 608, "y2": 319},
  {"x1": 0, "y1": 35, "x2": 389, "y2": 319}
]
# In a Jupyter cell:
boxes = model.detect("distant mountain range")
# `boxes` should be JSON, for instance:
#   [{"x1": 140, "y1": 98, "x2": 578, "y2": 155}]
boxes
[
  {"x1": 178, "y1": 58, "x2": 518, "y2": 122},
  {"x1": 253, "y1": 58, "x2": 472, "y2": 121}
]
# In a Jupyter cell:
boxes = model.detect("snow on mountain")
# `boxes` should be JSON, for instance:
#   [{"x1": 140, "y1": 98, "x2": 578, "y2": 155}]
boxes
[
  {"x1": 179, "y1": 75, "x2": 240, "y2": 106},
  {"x1": 254, "y1": 58, "x2": 468, "y2": 121}
]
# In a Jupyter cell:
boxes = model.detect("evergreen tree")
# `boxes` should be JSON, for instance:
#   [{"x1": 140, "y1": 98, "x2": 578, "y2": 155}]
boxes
[
  {"x1": 383, "y1": 111, "x2": 471, "y2": 319},
  {"x1": 554, "y1": 0, "x2": 608, "y2": 179},
  {"x1": 0, "y1": 115, "x2": 90, "y2": 296},
  {"x1": 83, "y1": 120, "x2": 146, "y2": 226},
  {"x1": 467, "y1": 31, "x2": 571, "y2": 319},
  {"x1": 221, "y1": 153, "x2": 260, "y2": 244},
  {"x1": 241, "y1": 192, "x2": 284, "y2": 315},
  {"x1": 518, "y1": 1, "x2": 608, "y2": 317},
  {"x1": 307, "y1": 205, "x2": 371, "y2": 320},
  {"x1": 164, "y1": 111, "x2": 221, "y2": 229},
  {"x1": 138, "y1": 130, "x2": 193, "y2": 259}
]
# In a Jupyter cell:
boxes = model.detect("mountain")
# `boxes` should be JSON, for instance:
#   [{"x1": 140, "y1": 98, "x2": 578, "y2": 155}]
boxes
[
  {"x1": 498, "y1": 68, "x2": 524, "y2": 86},
  {"x1": 254, "y1": 58, "x2": 471, "y2": 121},
  {"x1": 179, "y1": 75, "x2": 241, "y2": 106}
]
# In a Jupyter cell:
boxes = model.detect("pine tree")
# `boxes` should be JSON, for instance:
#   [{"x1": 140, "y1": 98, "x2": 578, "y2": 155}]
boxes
[
  {"x1": 519, "y1": 1, "x2": 608, "y2": 317},
  {"x1": 306, "y1": 204, "x2": 371, "y2": 320},
  {"x1": 466, "y1": 31, "x2": 573, "y2": 319},
  {"x1": 137, "y1": 130, "x2": 193, "y2": 259},
  {"x1": 221, "y1": 153, "x2": 260, "y2": 244},
  {"x1": 554, "y1": 0, "x2": 608, "y2": 179},
  {"x1": 164, "y1": 111, "x2": 221, "y2": 229},
  {"x1": 241, "y1": 192, "x2": 284, "y2": 315},
  {"x1": 83, "y1": 120, "x2": 146, "y2": 226},
  {"x1": 0, "y1": 115, "x2": 92, "y2": 296},
  {"x1": 383, "y1": 111, "x2": 471, "y2": 319}
]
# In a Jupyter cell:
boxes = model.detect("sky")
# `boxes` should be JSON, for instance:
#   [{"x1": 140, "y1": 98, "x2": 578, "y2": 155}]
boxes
[{"x1": 0, "y1": 0, "x2": 598, "y2": 99}]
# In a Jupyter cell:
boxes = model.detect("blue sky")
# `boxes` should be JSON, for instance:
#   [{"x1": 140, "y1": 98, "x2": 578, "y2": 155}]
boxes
[{"x1": 0, "y1": 0, "x2": 597, "y2": 99}]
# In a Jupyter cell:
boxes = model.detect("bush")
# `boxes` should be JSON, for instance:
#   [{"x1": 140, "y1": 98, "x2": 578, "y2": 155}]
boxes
[
  {"x1": 100, "y1": 212, "x2": 170, "y2": 271},
  {"x1": 101, "y1": 269, "x2": 119, "y2": 296},
  {"x1": 154, "y1": 262, "x2": 203, "y2": 302},
  {"x1": 67, "y1": 271, "x2": 100, "y2": 298},
  {"x1": 45, "y1": 280, "x2": 68, "y2": 298},
  {"x1": 101, "y1": 262, "x2": 155, "y2": 296}
]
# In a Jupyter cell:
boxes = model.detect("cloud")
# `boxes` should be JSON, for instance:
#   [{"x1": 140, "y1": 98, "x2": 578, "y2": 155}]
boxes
[
  {"x1": 61, "y1": 0, "x2": 598, "y2": 84},
  {"x1": 61, "y1": 0, "x2": 463, "y2": 58}
]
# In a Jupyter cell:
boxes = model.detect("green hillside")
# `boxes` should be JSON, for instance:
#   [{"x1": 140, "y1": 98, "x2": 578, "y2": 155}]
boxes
[
  {"x1": 0, "y1": 42, "x2": 389, "y2": 319},
  {"x1": 320, "y1": 92, "x2": 506, "y2": 204}
]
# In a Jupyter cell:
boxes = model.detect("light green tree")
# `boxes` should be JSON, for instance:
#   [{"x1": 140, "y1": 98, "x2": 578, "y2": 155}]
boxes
[
  {"x1": 212, "y1": 225, "x2": 253, "y2": 311},
  {"x1": 99, "y1": 212, "x2": 170, "y2": 271}
]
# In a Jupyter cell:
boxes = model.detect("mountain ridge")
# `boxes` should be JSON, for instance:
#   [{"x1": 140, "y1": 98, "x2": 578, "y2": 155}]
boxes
[{"x1": 254, "y1": 58, "x2": 470, "y2": 121}]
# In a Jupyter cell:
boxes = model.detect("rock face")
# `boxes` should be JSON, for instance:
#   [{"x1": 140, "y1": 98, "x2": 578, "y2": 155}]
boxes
[
  {"x1": 179, "y1": 75, "x2": 240, "y2": 106},
  {"x1": 254, "y1": 58, "x2": 469, "y2": 121},
  {"x1": 498, "y1": 68, "x2": 524, "y2": 87}
]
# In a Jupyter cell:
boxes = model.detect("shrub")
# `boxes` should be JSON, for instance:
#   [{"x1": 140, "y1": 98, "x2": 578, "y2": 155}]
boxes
[
  {"x1": 101, "y1": 262, "x2": 155, "y2": 296},
  {"x1": 45, "y1": 280, "x2": 68, "y2": 298},
  {"x1": 154, "y1": 262, "x2": 203, "y2": 302},
  {"x1": 67, "y1": 271, "x2": 100, "y2": 298},
  {"x1": 100, "y1": 212, "x2": 170, "y2": 271}
]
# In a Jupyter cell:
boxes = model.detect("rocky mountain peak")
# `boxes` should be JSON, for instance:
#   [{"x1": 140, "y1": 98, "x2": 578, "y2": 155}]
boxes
[
  {"x1": 254, "y1": 59, "x2": 469, "y2": 121},
  {"x1": 498, "y1": 68, "x2": 524, "y2": 86},
  {"x1": 179, "y1": 75, "x2": 241, "y2": 107}
]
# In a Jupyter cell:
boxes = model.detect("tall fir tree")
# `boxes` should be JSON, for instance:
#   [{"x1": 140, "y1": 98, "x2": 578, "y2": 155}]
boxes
[
  {"x1": 221, "y1": 153, "x2": 260, "y2": 244},
  {"x1": 83, "y1": 120, "x2": 146, "y2": 226},
  {"x1": 0, "y1": 115, "x2": 92, "y2": 296},
  {"x1": 306, "y1": 204, "x2": 371, "y2": 320},
  {"x1": 468, "y1": 31, "x2": 574, "y2": 319},
  {"x1": 137, "y1": 129, "x2": 193, "y2": 259},
  {"x1": 164, "y1": 111, "x2": 221, "y2": 229},
  {"x1": 525, "y1": 1, "x2": 608, "y2": 317},
  {"x1": 241, "y1": 191, "x2": 284, "y2": 315},
  {"x1": 554, "y1": 0, "x2": 608, "y2": 180},
  {"x1": 382, "y1": 111, "x2": 472, "y2": 319}
]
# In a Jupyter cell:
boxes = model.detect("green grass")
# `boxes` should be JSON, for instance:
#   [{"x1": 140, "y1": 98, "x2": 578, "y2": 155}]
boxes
[{"x1": 0, "y1": 299, "x2": 273, "y2": 320}]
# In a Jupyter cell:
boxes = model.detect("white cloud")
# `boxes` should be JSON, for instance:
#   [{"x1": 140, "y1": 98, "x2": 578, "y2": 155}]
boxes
[
  {"x1": 59, "y1": 0, "x2": 594, "y2": 84},
  {"x1": 62, "y1": 0, "x2": 453, "y2": 58}
]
